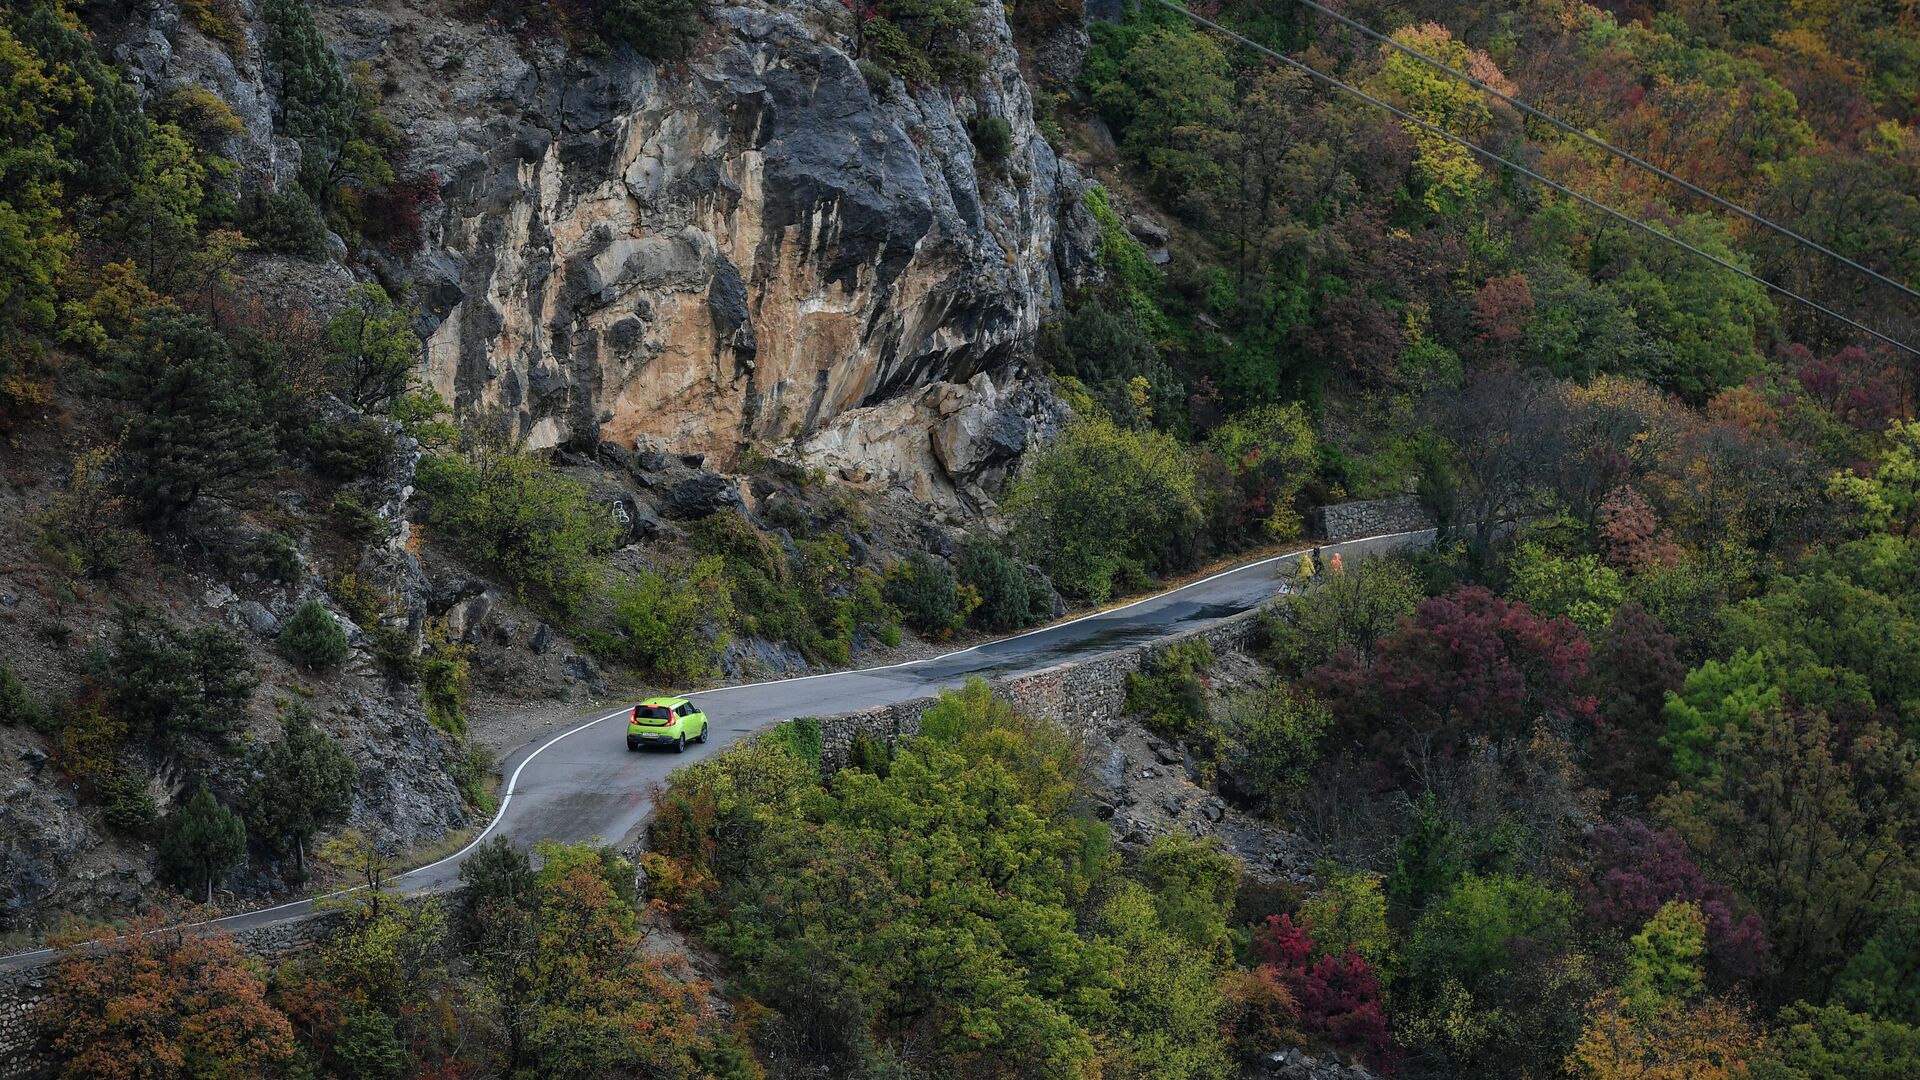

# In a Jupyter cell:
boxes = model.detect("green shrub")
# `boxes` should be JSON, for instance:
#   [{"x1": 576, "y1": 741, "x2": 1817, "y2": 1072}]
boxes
[
  {"x1": 973, "y1": 115, "x2": 1014, "y2": 162},
  {"x1": 182, "y1": 0, "x2": 247, "y2": 55},
  {"x1": 1505, "y1": 540, "x2": 1625, "y2": 635},
  {"x1": 415, "y1": 440, "x2": 616, "y2": 613},
  {"x1": 453, "y1": 741, "x2": 496, "y2": 814},
  {"x1": 100, "y1": 771, "x2": 158, "y2": 835},
  {"x1": 330, "y1": 489, "x2": 391, "y2": 547},
  {"x1": 419, "y1": 627, "x2": 471, "y2": 735},
  {"x1": 289, "y1": 413, "x2": 394, "y2": 480},
  {"x1": 240, "y1": 184, "x2": 328, "y2": 259},
  {"x1": 1004, "y1": 416, "x2": 1201, "y2": 602},
  {"x1": 604, "y1": 0, "x2": 705, "y2": 59},
  {"x1": 280, "y1": 600, "x2": 350, "y2": 669},
  {"x1": 858, "y1": 58, "x2": 892, "y2": 95},
  {"x1": 1214, "y1": 683, "x2": 1329, "y2": 809},
  {"x1": 238, "y1": 532, "x2": 302, "y2": 583},
  {"x1": 608, "y1": 557, "x2": 733, "y2": 683},
  {"x1": 885, "y1": 552, "x2": 965, "y2": 636},
  {"x1": 958, "y1": 544, "x2": 1052, "y2": 632},
  {"x1": 326, "y1": 284, "x2": 419, "y2": 414},
  {"x1": 366, "y1": 622, "x2": 418, "y2": 681},
  {"x1": 1264, "y1": 557, "x2": 1423, "y2": 676},
  {"x1": 333, "y1": 1008, "x2": 406, "y2": 1079},
  {"x1": 327, "y1": 571, "x2": 385, "y2": 628},
  {"x1": 762, "y1": 716, "x2": 823, "y2": 772},
  {"x1": 36, "y1": 448, "x2": 143, "y2": 581},
  {"x1": 763, "y1": 498, "x2": 810, "y2": 532},
  {"x1": 864, "y1": 16, "x2": 934, "y2": 85},
  {"x1": 0, "y1": 663, "x2": 42, "y2": 728},
  {"x1": 1124, "y1": 638, "x2": 1213, "y2": 736},
  {"x1": 691, "y1": 512, "x2": 898, "y2": 665},
  {"x1": 849, "y1": 729, "x2": 892, "y2": 777}
]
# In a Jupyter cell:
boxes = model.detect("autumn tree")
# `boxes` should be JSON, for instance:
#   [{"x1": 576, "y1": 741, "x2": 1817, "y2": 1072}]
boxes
[
  {"x1": 1368, "y1": 23, "x2": 1517, "y2": 214},
  {"x1": 1567, "y1": 987, "x2": 1758, "y2": 1079},
  {"x1": 1308, "y1": 586, "x2": 1595, "y2": 761},
  {"x1": 1567, "y1": 901, "x2": 1760, "y2": 1079},
  {"x1": 38, "y1": 916, "x2": 295, "y2": 1080},
  {"x1": 1829, "y1": 419, "x2": 1920, "y2": 538},
  {"x1": 1250, "y1": 913, "x2": 1396, "y2": 1069}
]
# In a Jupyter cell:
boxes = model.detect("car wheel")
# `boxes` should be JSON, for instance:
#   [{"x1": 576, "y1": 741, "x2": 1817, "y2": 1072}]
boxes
[
  {"x1": 696, "y1": 722, "x2": 708, "y2": 744},
  {"x1": 675, "y1": 735, "x2": 686, "y2": 753}
]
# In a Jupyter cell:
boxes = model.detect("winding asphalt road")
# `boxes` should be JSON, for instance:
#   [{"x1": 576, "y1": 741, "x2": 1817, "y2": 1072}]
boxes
[{"x1": 0, "y1": 527, "x2": 1435, "y2": 970}]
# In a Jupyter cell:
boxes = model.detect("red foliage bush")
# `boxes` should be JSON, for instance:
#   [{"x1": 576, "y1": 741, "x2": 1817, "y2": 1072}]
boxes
[
  {"x1": 1309, "y1": 587, "x2": 1595, "y2": 760},
  {"x1": 1252, "y1": 914, "x2": 1399, "y2": 1071},
  {"x1": 1597, "y1": 485, "x2": 1682, "y2": 571},
  {"x1": 1471, "y1": 273, "x2": 1534, "y2": 362},
  {"x1": 1790, "y1": 343, "x2": 1903, "y2": 434},
  {"x1": 362, "y1": 170, "x2": 442, "y2": 259}
]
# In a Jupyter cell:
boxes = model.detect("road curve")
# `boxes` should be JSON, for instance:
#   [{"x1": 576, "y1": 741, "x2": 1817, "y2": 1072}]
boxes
[{"x1": 1, "y1": 528, "x2": 1435, "y2": 969}]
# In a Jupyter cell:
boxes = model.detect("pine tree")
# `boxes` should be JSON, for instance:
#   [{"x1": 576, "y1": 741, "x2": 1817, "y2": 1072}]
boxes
[
  {"x1": 105, "y1": 311, "x2": 276, "y2": 526},
  {"x1": 0, "y1": 662, "x2": 39, "y2": 728},
  {"x1": 279, "y1": 599, "x2": 351, "y2": 669},
  {"x1": 261, "y1": 0, "x2": 353, "y2": 154},
  {"x1": 157, "y1": 783, "x2": 247, "y2": 904},
  {"x1": 246, "y1": 707, "x2": 357, "y2": 876}
]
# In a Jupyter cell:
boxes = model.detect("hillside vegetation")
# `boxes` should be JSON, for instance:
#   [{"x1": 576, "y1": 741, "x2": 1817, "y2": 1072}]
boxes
[{"x1": 13, "y1": 0, "x2": 1920, "y2": 1078}]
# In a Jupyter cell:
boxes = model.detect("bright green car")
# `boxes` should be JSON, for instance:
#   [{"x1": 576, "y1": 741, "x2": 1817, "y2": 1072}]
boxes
[{"x1": 626, "y1": 696, "x2": 709, "y2": 753}]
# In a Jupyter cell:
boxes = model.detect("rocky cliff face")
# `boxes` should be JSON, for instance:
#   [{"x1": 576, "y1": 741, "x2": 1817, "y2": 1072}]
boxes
[
  {"x1": 370, "y1": 0, "x2": 1094, "y2": 502},
  {"x1": 106, "y1": 0, "x2": 1095, "y2": 507}
]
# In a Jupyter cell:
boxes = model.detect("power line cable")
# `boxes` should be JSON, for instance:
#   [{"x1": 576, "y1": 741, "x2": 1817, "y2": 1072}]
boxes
[
  {"x1": 1277, "y1": 0, "x2": 1920, "y2": 307},
  {"x1": 1145, "y1": 0, "x2": 1920, "y2": 359}
]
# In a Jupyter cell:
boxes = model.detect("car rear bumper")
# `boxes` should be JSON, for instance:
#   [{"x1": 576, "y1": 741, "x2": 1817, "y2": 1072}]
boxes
[{"x1": 627, "y1": 729, "x2": 680, "y2": 747}]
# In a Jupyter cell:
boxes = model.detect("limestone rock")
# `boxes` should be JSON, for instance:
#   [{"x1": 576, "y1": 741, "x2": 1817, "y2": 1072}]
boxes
[
  {"x1": 233, "y1": 601, "x2": 280, "y2": 638},
  {"x1": 411, "y1": 1, "x2": 1093, "y2": 471}
]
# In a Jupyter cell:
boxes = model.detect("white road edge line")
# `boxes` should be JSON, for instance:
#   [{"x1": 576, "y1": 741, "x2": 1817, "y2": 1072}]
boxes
[{"x1": 2, "y1": 528, "x2": 1431, "y2": 964}]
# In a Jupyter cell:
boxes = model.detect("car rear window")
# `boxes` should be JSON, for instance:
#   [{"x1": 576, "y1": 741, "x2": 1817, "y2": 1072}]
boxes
[{"x1": 637, "y1": 705, "x2": 673, "y2": 720}]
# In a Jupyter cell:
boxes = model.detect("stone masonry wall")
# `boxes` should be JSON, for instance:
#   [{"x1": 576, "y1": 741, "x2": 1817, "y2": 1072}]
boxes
[
  {"x1": 816, "y1": 607, "x2": 1265, "y2": 771},
  {"x1": 1307, "y1": 495, "x2": 1434, "y2": 541}
]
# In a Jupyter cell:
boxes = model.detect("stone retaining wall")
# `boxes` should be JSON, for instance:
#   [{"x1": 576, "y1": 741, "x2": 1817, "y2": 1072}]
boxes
[
  {"x1": 1306, "y1": 495, "x2": 1433, "y2": 541},
  {"x1": 818, "y1": 606, "x2": 1266, "y2": 771}
]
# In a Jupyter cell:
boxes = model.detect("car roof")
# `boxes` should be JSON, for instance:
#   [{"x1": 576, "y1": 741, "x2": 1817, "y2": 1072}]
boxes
[{"x1": 639, "y1": 696, "x2": 691, "y2": 707}]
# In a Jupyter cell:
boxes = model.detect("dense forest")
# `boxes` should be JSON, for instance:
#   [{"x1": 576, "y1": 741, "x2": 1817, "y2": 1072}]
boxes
[{"x1": 7, "y1": 0, "x2": 1920, "y2": 1077}]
